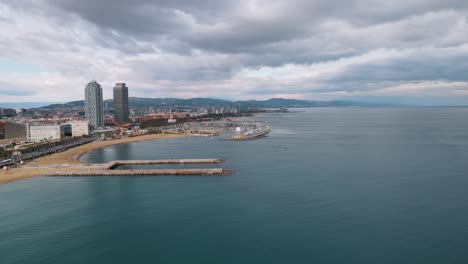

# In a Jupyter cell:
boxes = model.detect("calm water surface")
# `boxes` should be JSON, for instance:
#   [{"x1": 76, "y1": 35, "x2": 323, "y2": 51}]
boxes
[{"x1": 1, "y1": 108, "x2": 468, "y2": 263}]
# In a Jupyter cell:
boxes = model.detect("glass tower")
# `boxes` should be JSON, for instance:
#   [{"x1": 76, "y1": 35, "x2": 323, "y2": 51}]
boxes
[
  {"x1": 85, "y1": 80, "x2": 104, "y2": 128},
  {"x1": 113, "y1": 83, "x2": 129, "y2": 123}
]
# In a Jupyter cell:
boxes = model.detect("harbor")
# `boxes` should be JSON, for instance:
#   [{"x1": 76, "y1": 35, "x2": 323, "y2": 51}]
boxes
[
  {"x1": 227, "y1": 123, "x2": 271, "y2": 140},
  {"x1": 160, "y1": 120, "x2": 271, "y2": 140},
  {"x1": 1, "y1": 121, "x2": 271, "y2": 183}
]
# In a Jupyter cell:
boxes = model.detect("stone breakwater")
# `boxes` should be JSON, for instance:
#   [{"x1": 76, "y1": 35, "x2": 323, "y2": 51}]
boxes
[
  {"x1": 47, "y1": 168, "x2": 231, "y2": 176},
  {"x1": 44, "y1": 159, "x2": 230, "y2": 177},
  {"x1": 104, "y1": 159, "x2": 225, "y2": 169}
]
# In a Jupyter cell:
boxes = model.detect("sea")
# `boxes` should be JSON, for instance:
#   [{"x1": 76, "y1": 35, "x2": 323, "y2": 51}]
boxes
[{"x1": 1, "y1": 108, "x2": 468, "y2": 264}]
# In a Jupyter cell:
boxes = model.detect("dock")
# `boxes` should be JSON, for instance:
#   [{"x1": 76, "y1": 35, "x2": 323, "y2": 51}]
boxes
[
  {"x1": 104, "y1": 158, "x2": 224, "y2": 169},
  {"x1": 44, "y1": 158, "x2": 230, "y2": 177},
  {"x1": 47, "y1": 168, "x2": 230, "y2": 176}
]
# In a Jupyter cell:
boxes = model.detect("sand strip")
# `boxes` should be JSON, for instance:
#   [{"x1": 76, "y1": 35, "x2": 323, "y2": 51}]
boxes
[{"x1": 0, "y1": 133, "x2": 187, "y2": 184}]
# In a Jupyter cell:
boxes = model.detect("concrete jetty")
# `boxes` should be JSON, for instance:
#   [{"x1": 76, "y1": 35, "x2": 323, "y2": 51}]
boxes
[
  {"x1": 44, "y1": 158, "x2": 230, "y2": 177},
  {"x1": 104, "y1": 158, "x2": 224, "y2": 169},
  {"x1": 48, "y1": 168, "x2": 230, "y2": 176}
]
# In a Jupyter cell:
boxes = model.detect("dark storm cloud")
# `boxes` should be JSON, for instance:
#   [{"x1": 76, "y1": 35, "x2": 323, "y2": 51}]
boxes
[
  {"x1": 47, "y1": 0, "x2": 234, "y2": 35},
  {"x1": 42, "y1": 0, "x2": 468, "y2": 52}
]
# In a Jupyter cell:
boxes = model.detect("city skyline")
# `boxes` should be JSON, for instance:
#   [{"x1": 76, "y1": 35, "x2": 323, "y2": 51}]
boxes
[{"x1": 1, "y1": 1, "x2": 468, "y2": 105}]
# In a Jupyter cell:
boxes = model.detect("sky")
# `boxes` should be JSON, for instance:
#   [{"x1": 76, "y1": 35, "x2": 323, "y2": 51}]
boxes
[{"x1": 1, "y1": 0, "x2": 468, "y2": 105}]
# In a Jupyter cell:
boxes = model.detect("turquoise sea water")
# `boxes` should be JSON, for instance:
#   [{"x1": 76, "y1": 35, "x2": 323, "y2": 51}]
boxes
[{"x1": 1, "y1": 108, "x2": 468, "y2": 263}]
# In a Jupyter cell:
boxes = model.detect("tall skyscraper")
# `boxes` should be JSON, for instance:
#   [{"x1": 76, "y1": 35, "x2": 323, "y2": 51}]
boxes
[
  {"x1": 113, "y1": 83, "x2": 129, "y2": 123},
  {"x1": 85, "y1": 80, "x2": 104, "y2": 128}
]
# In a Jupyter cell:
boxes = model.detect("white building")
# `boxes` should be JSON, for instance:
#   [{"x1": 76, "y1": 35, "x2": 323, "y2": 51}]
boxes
[
  {"x1": 66, "y1": 121, "x2": 89, "y2": 137},
  {"x1": 27, "y1": 124, "x2": 64, "y2": 142}
]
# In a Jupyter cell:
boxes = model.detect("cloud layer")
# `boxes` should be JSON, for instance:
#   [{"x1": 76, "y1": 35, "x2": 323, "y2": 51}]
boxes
[{"x1": 1, "y1": 0, "x2": 468, "y2": 105}]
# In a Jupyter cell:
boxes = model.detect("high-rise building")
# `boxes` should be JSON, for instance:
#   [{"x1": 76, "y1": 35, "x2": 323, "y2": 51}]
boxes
[
  {"x1": 113, "y1": 83, "x2": 129, "y2": 123},
  {"x1": 85, "y1": 80, "x2": 104, "y2": 128}
]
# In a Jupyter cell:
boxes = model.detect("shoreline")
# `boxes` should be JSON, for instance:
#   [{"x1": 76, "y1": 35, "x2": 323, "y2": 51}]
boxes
[{"x1": 0, "y1": 133, "x2": 188, "y2": 185}]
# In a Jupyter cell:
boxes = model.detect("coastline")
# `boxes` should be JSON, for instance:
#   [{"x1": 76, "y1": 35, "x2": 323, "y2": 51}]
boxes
[{"x1": 0, "y1": 133, "x2": 188, "y2": 185}]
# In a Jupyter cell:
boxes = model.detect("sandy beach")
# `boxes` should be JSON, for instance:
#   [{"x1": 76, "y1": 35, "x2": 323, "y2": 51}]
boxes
[{"x1": 0, "y1": 133, "x2": 187, "y2": 184}]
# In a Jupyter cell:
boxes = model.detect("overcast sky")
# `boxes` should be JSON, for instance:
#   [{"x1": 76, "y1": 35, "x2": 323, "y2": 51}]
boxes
[{"x1": 1, "y1": 0, "x2": 468, "y2": 105}]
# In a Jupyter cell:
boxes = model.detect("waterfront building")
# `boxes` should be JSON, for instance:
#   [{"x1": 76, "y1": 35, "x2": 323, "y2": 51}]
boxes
[
  {"x1": 113, "y1": 83, "x2": 129, "y2": 123},
  {"x1": 85, "y1": 80, "x2": 104, "y2": 128},
  {"x1": 64, "y1": 121, "x2": 89, "y2": 137},
  {"x1": 27, "y1": 123, "x2": 64, "y2": 142}
]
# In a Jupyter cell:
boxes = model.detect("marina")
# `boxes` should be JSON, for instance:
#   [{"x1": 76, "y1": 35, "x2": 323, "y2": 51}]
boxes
[
  {"x1": 228, "y1": 123, "x2": 271, "y2": 140},
  {"x1": 160, "y1": 121, "x2": 271, "y2": 140}
]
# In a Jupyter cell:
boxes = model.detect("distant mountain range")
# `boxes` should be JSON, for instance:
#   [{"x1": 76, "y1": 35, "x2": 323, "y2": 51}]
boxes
[{"x1": 30, "y1": 97, "x2": 383, "y2": 110}]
